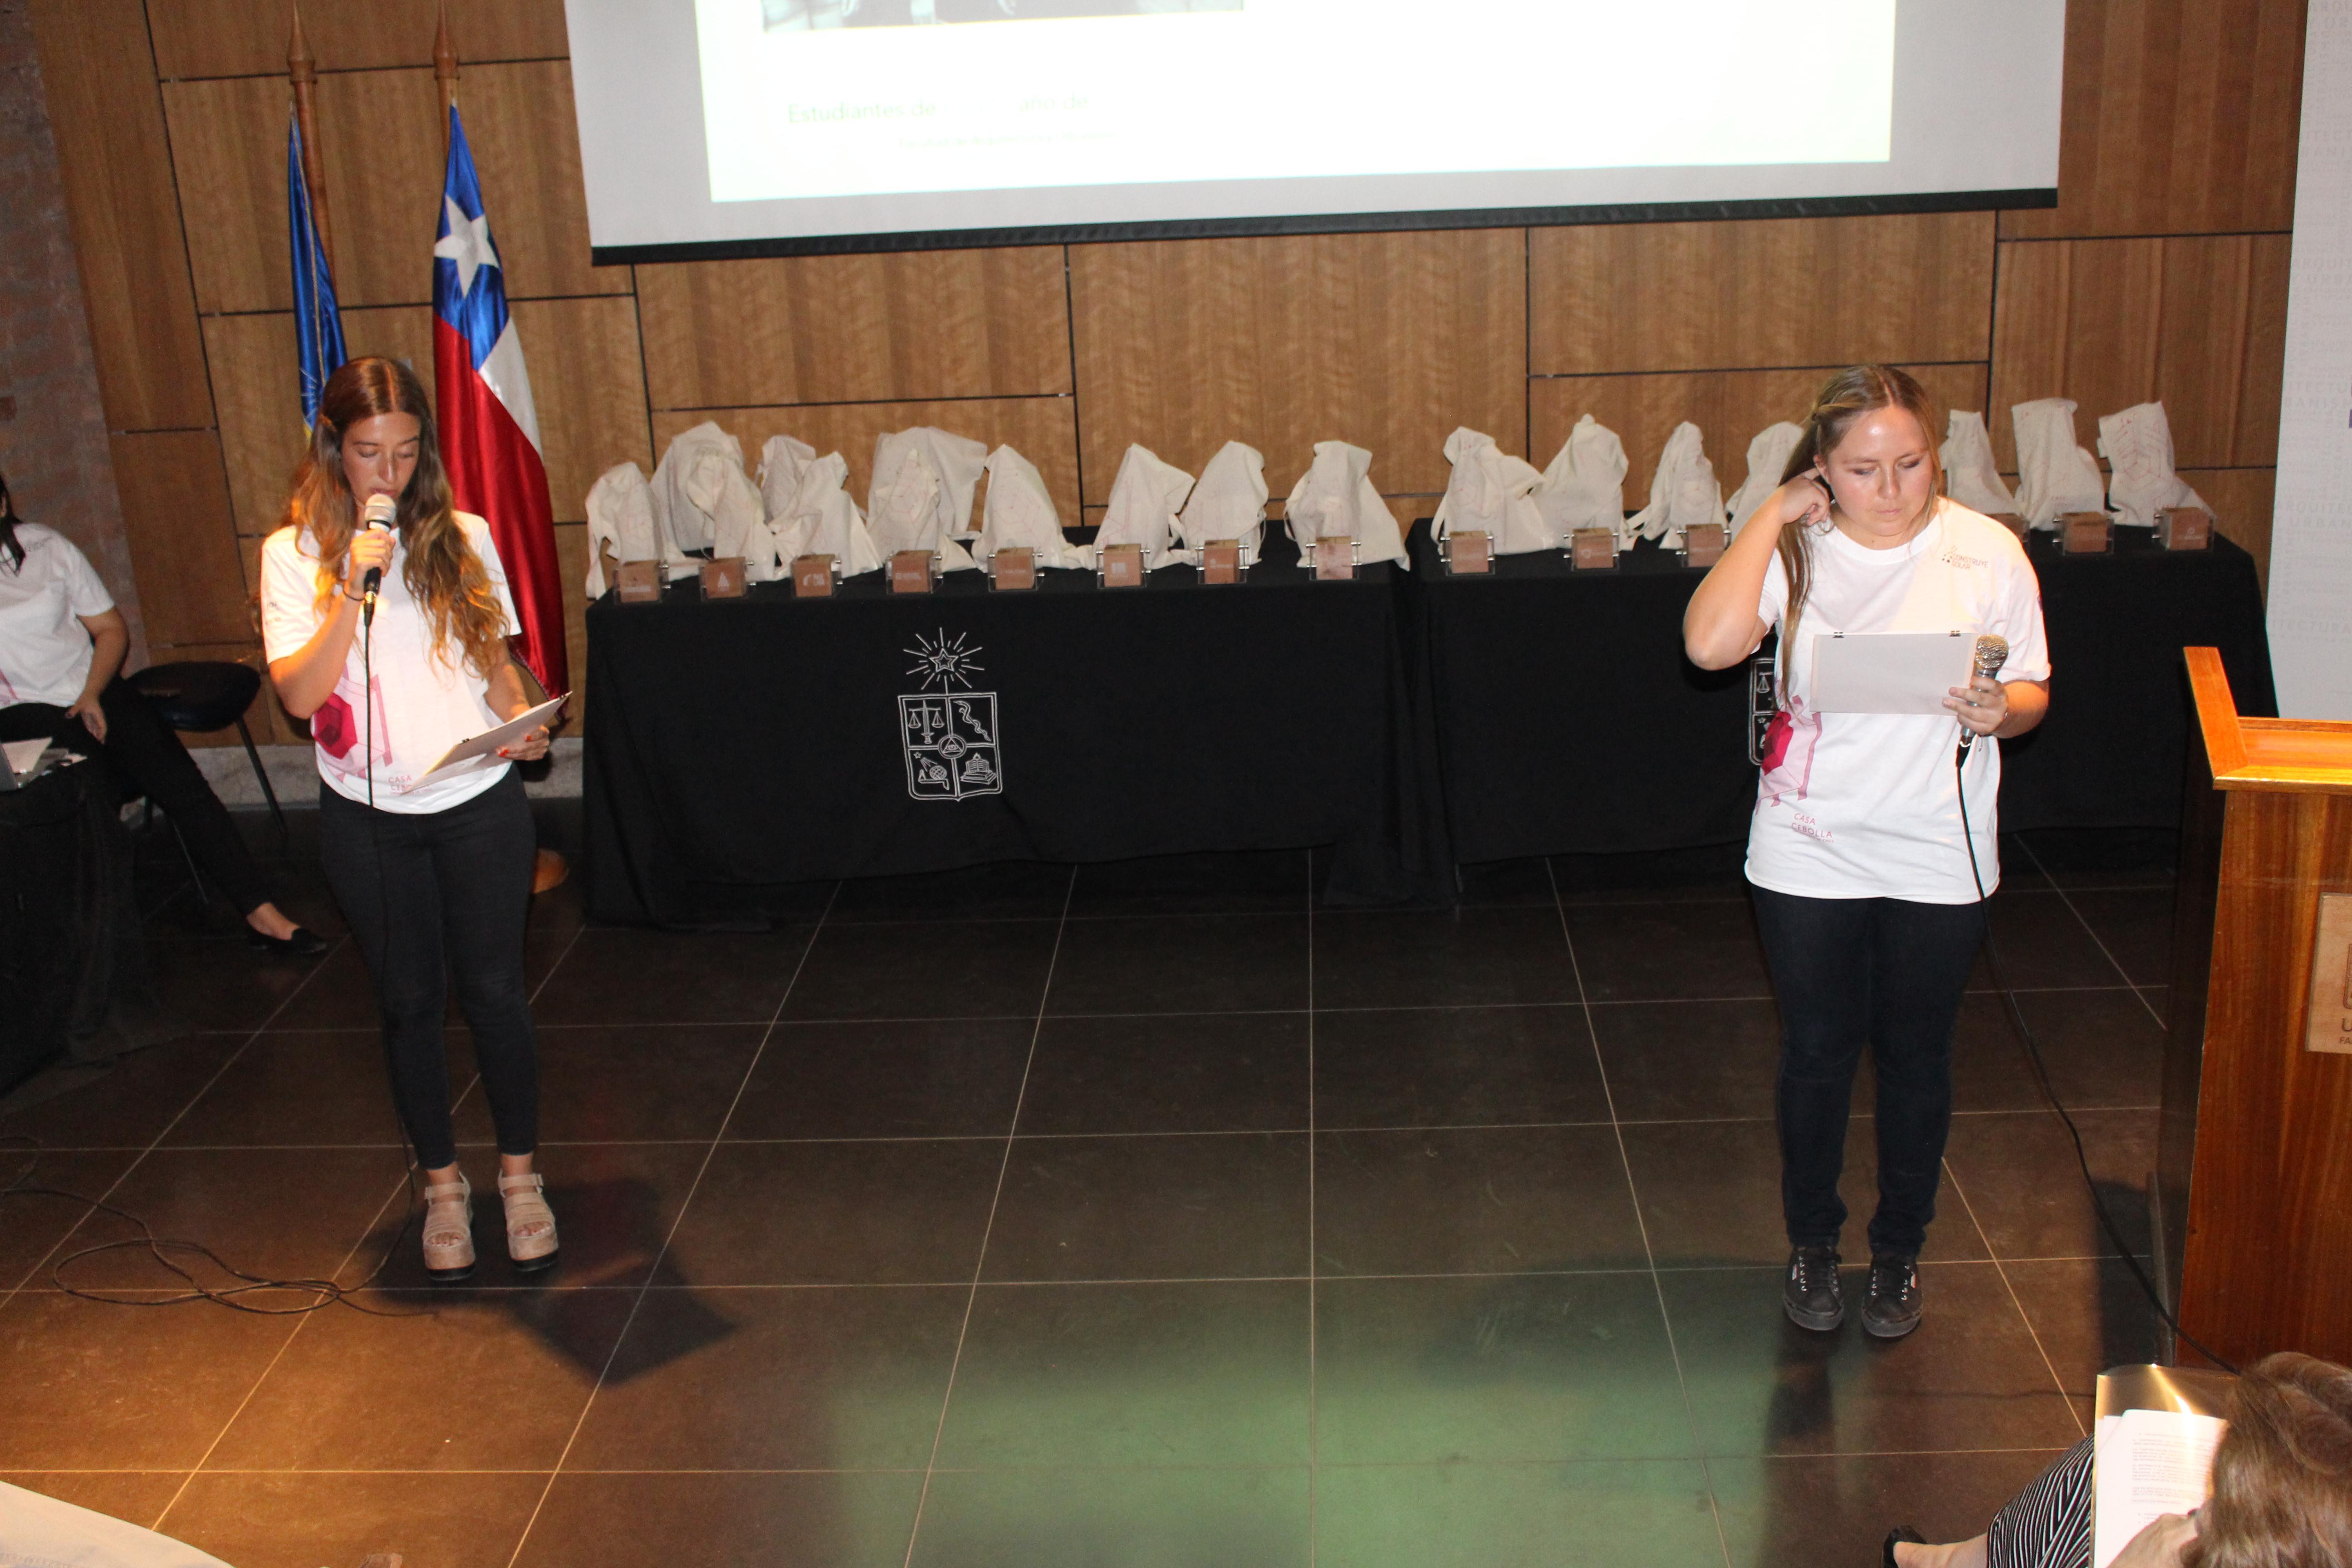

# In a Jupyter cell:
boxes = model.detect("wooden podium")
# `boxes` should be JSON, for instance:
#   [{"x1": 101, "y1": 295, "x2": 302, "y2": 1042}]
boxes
[{"x1": 2162, "y1": 648, "x2": 2352, "y2": 1367}]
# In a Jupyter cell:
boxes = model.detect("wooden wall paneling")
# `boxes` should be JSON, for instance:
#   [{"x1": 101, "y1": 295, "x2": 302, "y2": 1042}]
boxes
[
  {"x1": 1529, "y1": 213, "x2": 1996, "y2": 377},
  {"x1": 339, "y1": 304, "x2": 438, "y2": 386},
  {"x1": 108, "y1": 431, "x2": 254, "y2": 647},
  {"x1": 314, "y1": 68, "x2": 446, "y2": 308},
  {"x1": 1530, "y1": 363, "x2": 1990, "y2": 500},
  {"x1": 1989, "y1": 238, "x2": 2166, "y2": 471},
  {"x1": 552, "y1": 522, "x2": 589, "y2": 723},
  {"x1": 1068, "y1": 230, "x2": 1525, "y2": 506},
  {"x1": 162, "y1": 75, "x2": 289, "y2": 314},
  {"x1": 2180, "y1": 466, "x2": 2277, "y2": 592},
  {"x1": 454, "y1": 61, "x2": 631, "y2": 301},
  {"x1": 2231, "y1": 233, "x2": 2293, "y2": 468},
  {"x1": 26, "y1": 0, "x2": 213, "y2": 431},
  {"x1": 651, "y1": 398, "x2": 1083, "y2": 528},
  {"x1": 637, "y1": 248, "x2": 1075, "y2": 411},
  {"x1": 509, "y1": 296, "x2": 652, "y2": 523},
  {"x1": 202, "y1": 311, "x2": 301, "y2": 535},
  {"x1": 148, "y1": 0, "x2": 569, "y2": 83},
  {"x1": 2000, "y1": 0, "x2": 2307, "y2": 240},
  {"x1": 229, "y1": 537, "x2": 309, "y2": 744}
]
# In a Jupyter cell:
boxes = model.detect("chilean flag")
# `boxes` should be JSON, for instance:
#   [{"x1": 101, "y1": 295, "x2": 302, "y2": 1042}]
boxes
[{"x1": 432, "y1": 108, "x2": 565, "y2": 699}]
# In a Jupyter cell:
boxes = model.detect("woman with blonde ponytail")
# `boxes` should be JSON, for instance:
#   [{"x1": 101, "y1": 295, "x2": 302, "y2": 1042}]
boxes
[
  {"x1": 1684, "y1": 366, "x2": 2049, "y2": 1340},
  {"x1": 260, "y1": 356, "x2": 558, "y2": 1282}
]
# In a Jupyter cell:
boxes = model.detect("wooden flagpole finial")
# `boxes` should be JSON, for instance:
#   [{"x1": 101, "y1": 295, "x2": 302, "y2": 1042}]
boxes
[
  {"x1": 434, "y1": 3, "x2": 459, "y2": 153},
  {"x1": 287, "y1": 5, "x2": 334, "y2": 272}
]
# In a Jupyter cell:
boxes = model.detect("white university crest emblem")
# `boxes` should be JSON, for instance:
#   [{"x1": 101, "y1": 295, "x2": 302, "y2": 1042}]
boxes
[{"x1": 899, "y1": 630, "x2": 1003, "y2": 802}]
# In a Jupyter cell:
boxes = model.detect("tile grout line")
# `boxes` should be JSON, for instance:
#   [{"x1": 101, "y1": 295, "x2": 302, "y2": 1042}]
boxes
[
  {"x1": 2014, "y1": 837, "x2": 2169, "y2": 1032},
  {"x1": 1, "y1": 936, "x2": 357, "y2": 1311},
  {"x1": 898, "y1": 866, "x2": 1080, "y2": 1568},
  {"x1": 1545, "y1": 860, "x2": 1734, "y2": 1568},
  {"x1": 501, "y1": 886, "x2": 842, "y2": 1568},
  {"x1": 1941, "y1": 1156, "x2": 2087, "y2": 1441}
]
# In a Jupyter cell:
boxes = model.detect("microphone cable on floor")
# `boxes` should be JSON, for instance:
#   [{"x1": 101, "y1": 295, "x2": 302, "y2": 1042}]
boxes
[{"x1": 1955, "y1": 746, "x2": 2239, "y2": 1376}]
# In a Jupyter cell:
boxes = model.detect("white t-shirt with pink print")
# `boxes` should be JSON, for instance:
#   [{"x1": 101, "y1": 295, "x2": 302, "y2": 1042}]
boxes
[
  {"x1": 1748, "y1": 500, "x2": 2050, "y2": 904},
  {"x1": 260, "y1": 512, "x2": 519, "y2": 815}
]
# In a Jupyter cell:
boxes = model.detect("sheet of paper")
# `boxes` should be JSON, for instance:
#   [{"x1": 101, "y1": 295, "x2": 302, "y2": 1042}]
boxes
[
  {"x1": 1810, "y1": 631, "x2": 1974, "y2": 715},
  {"x1": 2093, "y1": 1409, "x2": 2225, "y2": 1567},
  {"x1": 413, "y1": 696, "x2": 566, "y2": 786},
  {"x1": 3, "y1": 737, "x2": 48, "y2": 778}
]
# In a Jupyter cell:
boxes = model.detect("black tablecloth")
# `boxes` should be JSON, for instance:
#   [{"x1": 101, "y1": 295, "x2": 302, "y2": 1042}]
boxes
[
  {"x1": 584, "y1": 557, "x2": 1442, "y2": 925},
  {"x1": 1401, "y1": 523, "x2": 2277, "y2": 864}
]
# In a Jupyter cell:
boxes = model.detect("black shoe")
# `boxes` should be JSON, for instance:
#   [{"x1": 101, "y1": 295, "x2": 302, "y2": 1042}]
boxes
[
  {"x1": 249, "y1": 924, "x2": 328, "y2": 957},
  {"x1": 1883, "y1": 1525, "x2": 1925, "y2": 1567},
  {"x1": 1863, "y1": 1254, "x2": 1923, "y2": 1338},
  {"x1": 1783, "y1": 1244, "x2": 1844, "y2": 1331}
]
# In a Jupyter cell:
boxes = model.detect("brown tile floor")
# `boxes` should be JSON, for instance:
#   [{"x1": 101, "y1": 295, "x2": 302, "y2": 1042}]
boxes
[{"x1": 0, "y1": 809, "x2": 2177, "y2": 1568}]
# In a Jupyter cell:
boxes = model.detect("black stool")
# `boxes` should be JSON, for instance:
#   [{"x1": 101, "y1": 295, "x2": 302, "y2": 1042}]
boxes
[{"x1": 127, "y1": 661, "x2": 286, "y2": 843}]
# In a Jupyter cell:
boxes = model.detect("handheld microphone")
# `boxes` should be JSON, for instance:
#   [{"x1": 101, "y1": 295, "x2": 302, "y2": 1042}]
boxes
[
  {"x1": 359, "y1": 495, "x2": 396, "y2": 625},
  {"x1": 1956, "y1": 633, "x2": 2009, "y2": 761}
]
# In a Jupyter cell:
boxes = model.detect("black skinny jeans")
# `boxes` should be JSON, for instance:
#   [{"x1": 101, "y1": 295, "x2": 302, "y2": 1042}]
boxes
[
  {"x1": 0, "y1": 676, "x2": 272, "y2": 915},
  {"x1": 318, "y1": 769, "x2": 539, "y2": 1170},
  {"x1": 1749, "y1": 884, "x2": 1985, "y2": 1259}
]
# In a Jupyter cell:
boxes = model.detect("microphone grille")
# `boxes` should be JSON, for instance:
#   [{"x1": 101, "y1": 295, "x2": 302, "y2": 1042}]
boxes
[
  {"x1": 362, "y1": 494, "x2": 397, "y2": 529},
  {"x1": 1974, "y1": 633, "x2": 2010, "y2": 673}
]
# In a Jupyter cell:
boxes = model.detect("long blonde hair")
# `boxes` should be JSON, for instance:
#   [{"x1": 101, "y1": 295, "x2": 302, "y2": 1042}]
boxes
[
  {"x1": 1774, "y1": 365, "x2": 1946, "y2": 689},
  {"x1": 284, "y1": 356, "x2": 510, "y2": 681}
]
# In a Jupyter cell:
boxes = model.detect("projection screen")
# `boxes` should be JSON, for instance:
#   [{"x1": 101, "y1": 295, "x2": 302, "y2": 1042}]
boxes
[{"x1": 566, "y1": 0, "x2": 2066, "y2": 261}]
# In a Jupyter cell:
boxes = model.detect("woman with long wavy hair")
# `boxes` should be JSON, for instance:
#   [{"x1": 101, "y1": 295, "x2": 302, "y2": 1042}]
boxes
[
  {"x1": 1683, "y1": 366, "x2": 2050, "y2": 1339},
  {"x1": 261, "y1": 356, "x2": 558, "y2": 1282}
]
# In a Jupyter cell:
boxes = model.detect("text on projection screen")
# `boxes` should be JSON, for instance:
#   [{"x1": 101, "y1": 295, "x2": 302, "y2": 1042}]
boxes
[{"x1": 696, "y1": 0, "x2": 1893, "y2": 207}]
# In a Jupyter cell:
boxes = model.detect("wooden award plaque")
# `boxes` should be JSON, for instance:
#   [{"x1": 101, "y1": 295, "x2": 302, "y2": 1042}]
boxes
[
  {"x1": 1313, "y1": 536, "x2": 1357, "y2": 581},
  {"x1": 1989, "y1": 513, "x2": 2030, "y2": 539},
  {"x1": 1100, "y1": 542, "x2": 1144, "y2": 588},
  {"x1": 1446, "y1": 529, "x2": 1492, "y2": 575},
  {"x1": 1681, "y1": 523, "x2": 1726, "y2": 568},
  {"x1": 1202, "y1": 539, "x2": 1243, "y2": 584},
  {"x1": 889, "y1": 549, "x2": 936, "y2": 594},
  {"x1": 991, "y1": 547, "x2": 1037, "y2": 591},
  {"x1": 614, "y1": 560, "x2": 662, "y2": 604},
  {"x1": 2157, "y1": 506, "x2": 2213, "y2": 551},
  {"x1": 2062, "y1": 512, "x2": 2113, "y2": 554},
  {"x1": 1571, "y1": 528, "x2": 1617, "y2": 570},
  {"x1": 699, "y1": 557, "x2": 748, "y2": 599},
  {"x1": 791, "y1": 554, "x2": 836, "y2": 597}
]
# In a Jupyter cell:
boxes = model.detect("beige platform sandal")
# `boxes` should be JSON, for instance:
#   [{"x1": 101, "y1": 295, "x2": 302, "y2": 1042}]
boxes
[
  {"x1": 499, "y1": 1171, "x2": 560, "y2": 1273},
  {"x1": 421, "y1": 1173, "x2": 475, "y2": 1284}
]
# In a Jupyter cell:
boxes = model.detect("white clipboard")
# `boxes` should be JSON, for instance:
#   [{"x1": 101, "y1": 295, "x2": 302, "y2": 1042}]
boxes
[
  {"x1": 414, "y1": 695, "x2": 566, "y2": 785},
  {"x1": 1811, "y1": 631, "x2": 1974, "y2": 715}
]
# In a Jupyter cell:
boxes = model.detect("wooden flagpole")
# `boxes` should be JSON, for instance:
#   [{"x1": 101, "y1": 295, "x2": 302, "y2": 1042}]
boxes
[
  {"x1": 287, "y1": 5, "x2": 333, "y2": 271},
  {"x1": 434, "y1": 4, "x2": 458, "y2": 153}
]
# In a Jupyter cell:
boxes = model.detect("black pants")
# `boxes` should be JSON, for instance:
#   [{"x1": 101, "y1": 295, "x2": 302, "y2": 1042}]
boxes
[
  {"x1": 0, "y1": 678, "x2": 272, "y2": 916},
  {"x1": 318, "y1": 769, "x2": 539, "y2": 1169},
  {"x1": 1749, "y1": 884, "x2": 1985, "y2": 1259}
]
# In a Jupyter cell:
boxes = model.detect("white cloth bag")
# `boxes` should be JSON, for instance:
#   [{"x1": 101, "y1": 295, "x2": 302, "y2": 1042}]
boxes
[
  {"x1": 1175, "y1": 441, "x2": 1269, "y2": 566},
  {"x1": 1093, "y1": 444, "x2": 1194, "y2": 570},
  {"x1": 584, "y1": 461, "x2": 690, "y2": 596},
  {"x1": 1626, "y1": 421, "x2": 1721, "y2": 548},
  {"x1": 2012, "y1": 398, "x2": 2109, "y2": 528},
  {"x1": 2097, "y1": 402, "x2": 2208, "y2": 529},
  {"x1": 976, "y1": 445, "x2": 1086, "y2": 569},
  {"x1": 684, "y1": 435, "x2": 785, "y2": 582},
  {"x1": 1532, "y1": 415, "x2": 1629, "y2": 544},
  {"x1": 757, "y1": 434, "x2": 818, "y2": 522},
  {"x1": 1431, "y1": 427, "x2": 1548, "y2": 554},
  {"x1": 1283, "y1": 441, "x2": 1408, "y2": 568},
  {"x1": 868, "y1": 427, "x2": 987, "y2": 571},
  {"x1": 771, "y1": 449, "x2": 884, "y2": 577},
  {"x1": 1940, "y1": 411, "x2": 2020, "y2": 518},
  {"x1": 1724, "y1": 422, "x2": 1806, "y2": 539}
]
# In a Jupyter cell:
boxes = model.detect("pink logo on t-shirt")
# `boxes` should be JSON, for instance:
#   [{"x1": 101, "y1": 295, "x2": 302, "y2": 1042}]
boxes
[
  {"x1": 1759, "y1": 697, "x2": 1822, "y2": 805},
  {"x1": 313, "y1": 691, "x2": 358, "y2": 759}
]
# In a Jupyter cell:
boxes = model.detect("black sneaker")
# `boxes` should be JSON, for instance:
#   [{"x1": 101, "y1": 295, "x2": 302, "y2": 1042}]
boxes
[
  {"x1": 1862, "y1": 1254, "x2": 1923, "y2": 1338},
  {"x1": 1783, "y1": 1244, "x2": 1843, "y2": 1331}
]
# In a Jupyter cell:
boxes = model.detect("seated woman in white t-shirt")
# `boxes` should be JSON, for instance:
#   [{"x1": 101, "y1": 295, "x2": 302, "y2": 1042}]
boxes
[
  {"x1": 260, "y1": 357, "x2": 558, "y2": 1282},
  {"x1": 1683, "y1": 366, "x2": 2050, "y2": 1340},
  {"x1": 0, "y1": 470, "x2": 319, "y2": 954}
]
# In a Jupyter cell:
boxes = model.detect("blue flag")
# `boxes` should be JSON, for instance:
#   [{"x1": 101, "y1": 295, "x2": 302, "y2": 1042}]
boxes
[{"x1": 288, "y1": 111, "x2": 346, "y2": 430}]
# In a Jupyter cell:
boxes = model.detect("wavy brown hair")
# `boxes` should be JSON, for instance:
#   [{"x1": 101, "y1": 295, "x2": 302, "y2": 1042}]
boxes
[
  {"x1": 1772, "y1": 365, "x2": 1946, "y2": 689},
  {"x1": 2184, "y1": 1352, "x2": 2352, "y2": 1568},
  {"x1": 283, "y1": 356, "x2": 510, "y2": 681}
]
